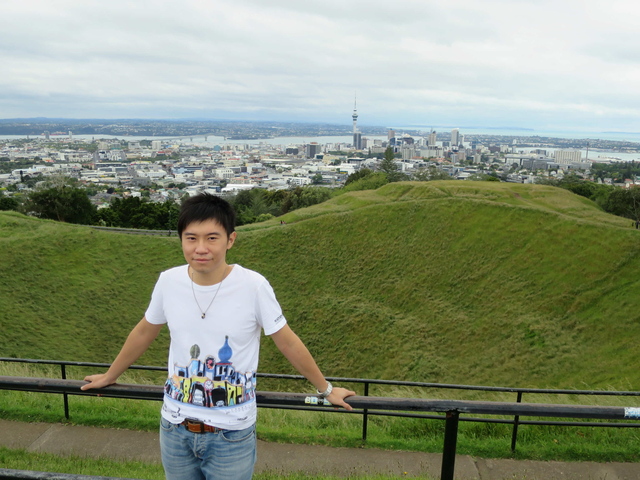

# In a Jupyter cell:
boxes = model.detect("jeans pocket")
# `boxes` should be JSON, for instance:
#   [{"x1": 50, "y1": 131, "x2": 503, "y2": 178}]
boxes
[
  {"x1": 220, "y1": 425, "x2": 255, "y2": 443},
  {"x1": 160, "y1": 417, "x2": 178, "y2": 432}
]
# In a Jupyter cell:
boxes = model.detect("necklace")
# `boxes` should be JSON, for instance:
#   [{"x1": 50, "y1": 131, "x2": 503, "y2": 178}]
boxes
[{"x1": 190, "y1": 265, "x2": 228, "y2": 319}]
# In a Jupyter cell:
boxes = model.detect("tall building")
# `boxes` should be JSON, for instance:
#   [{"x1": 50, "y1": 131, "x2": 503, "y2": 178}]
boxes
[
  {"x1": 353, "y1": 132, "x2": 362, "y2": 150},
  {"x1": 44, "y1": 131, "x2": 50, "y2": 140},
  {"x1": 554, "y1": 149, "x2": 582, "y2": 164},
  {"x1": 307, "y1": 142, "x2": 320, "y2": 159},
  {"x1": 388, "y1": 129, "x2": 395, "y2": 140},
  {"x1": 428, "y1": 130, "x2": 437, "y2": 147},
  {"x1": 352, "y1": 95, "x2": 358, "y2": 134},
  {"x1": 451, "y1": 128, "x2": 459, "y2": 147},
  {"x1": 69, "y1": 131, "x2": 73, "y2": 141}
]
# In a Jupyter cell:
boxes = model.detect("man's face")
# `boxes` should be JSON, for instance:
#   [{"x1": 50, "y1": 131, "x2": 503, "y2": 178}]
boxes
[{"x1": 181, "y1": 219, "x2": 236, "y2": 277}]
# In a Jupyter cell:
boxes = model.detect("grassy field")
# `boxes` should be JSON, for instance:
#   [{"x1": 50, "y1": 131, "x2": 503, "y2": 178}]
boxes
[{"x1": 2, "y1": 180, "x2": 640, "y2": 462}]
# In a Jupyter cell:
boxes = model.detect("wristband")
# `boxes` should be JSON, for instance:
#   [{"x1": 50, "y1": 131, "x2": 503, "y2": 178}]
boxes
[{"x1": 317, "y1": 381, "x2": 333, "y2": 398}]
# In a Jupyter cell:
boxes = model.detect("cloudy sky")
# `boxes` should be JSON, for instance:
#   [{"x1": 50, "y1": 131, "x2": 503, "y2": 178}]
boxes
[{"x1": 2, "y1": 0, "x2": 640, "y2": 132}]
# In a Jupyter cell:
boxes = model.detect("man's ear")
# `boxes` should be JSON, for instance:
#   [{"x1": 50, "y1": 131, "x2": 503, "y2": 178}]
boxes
[{"x1": 227, "y1": 231, "x2": 237, "y2": 250}]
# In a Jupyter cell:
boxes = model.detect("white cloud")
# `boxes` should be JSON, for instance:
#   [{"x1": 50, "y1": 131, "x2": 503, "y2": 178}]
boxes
[{"x1": 1, "y1": 0, "x2": 640, "y2": 131}]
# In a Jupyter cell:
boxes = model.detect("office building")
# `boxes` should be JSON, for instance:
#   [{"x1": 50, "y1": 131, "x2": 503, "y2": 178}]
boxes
[
  {"x1": 451, "y1": 128, "x2": 459, "y2": 147},
  {"x1": 428, "y1": 131, "x2": 437, "y2": 147},
  {"x1": 353, "y1": 132, "x2": 362, "y2": 150},
  {"x1": 554, "y1": 149, "x2": 582, "y2": 164},
  {"x1": 306, "y1": 142, "x2": 320, "y2": 158}
]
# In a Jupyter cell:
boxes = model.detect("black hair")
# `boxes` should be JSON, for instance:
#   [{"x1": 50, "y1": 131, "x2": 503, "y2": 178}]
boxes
[{"x1": 178, "y1": 193, "x2": 236, "y2": 238}]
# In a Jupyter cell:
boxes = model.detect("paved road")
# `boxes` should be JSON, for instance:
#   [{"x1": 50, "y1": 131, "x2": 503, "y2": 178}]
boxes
[{"x1": 1, "y1": 419, "x2": 639, "y2": 479}]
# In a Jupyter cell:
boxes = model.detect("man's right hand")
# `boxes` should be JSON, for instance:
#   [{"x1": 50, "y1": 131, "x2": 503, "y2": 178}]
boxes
[{"x1": 81, "y1": 373, "x2": 116, "y2": 391}]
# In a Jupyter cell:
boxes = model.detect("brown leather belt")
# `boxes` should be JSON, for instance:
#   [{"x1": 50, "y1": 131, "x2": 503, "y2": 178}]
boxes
[{"x1": 181, "y1": 419, "x2": 222, "y2": 434}]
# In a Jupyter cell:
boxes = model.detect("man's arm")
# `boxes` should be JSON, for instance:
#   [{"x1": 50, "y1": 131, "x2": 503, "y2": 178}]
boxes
[
  {"x1": 81, "y1": 317, "x2": 163, "y2": 390},
  {"x1": 270, "y1": 324, "x2": 355, "y2": 410}
]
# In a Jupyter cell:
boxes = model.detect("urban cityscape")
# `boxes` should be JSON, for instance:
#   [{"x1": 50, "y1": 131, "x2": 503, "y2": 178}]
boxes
[{"x1": 2, "y1": 101, "x2": 640, "y2": 214}]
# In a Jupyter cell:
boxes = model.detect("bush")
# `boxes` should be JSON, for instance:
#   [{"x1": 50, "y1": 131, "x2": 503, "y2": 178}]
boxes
[{"x1": 0, "y1": 196, "x2": 19, "y2": 211}]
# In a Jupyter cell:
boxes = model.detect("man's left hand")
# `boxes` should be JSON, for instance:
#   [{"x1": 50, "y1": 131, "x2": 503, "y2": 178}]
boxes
[{"x1": 326, "y1": 387, "x2": 356, "y2": 411}]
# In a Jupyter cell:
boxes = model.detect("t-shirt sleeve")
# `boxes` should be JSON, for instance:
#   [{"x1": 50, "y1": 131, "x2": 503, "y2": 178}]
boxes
[
  {"x1": 145, "y1": 273, "x2": 167, "y2": 325},
  {"x1": 255, "y1": 279, "x2": 287, "y2": 335}
]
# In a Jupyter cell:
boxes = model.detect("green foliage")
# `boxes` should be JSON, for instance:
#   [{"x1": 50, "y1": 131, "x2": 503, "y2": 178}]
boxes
[
  {"x1": 467, "y1": 173, "x2": 501, "y2": 182},
  {"x1": 592, "y1": 161, "x2": 640, "y2": 183},
  {"x1": 341, "y1": 172, "x2": 389, "y2": 193},
  {"x1": 0, "y1": 196, "x2": 19, "y2": 211},
  {"x1": 96, "y1": 197, "x2": 180, "y2": 230},
  {"x1": 412, "y1": 166, "x2": 451, "y2": 182},
  {"x1": 345, "y1": 168, "x2": 374, "y2": 186},
  {"x1": 279, "y1": 186, "x2": 334, "y2": 215},
  {"x1": 24, "y1": 186, "x2": 96, "y2": 224},
  {"x1": 379, "y1": 147, "x2": 408, "y2": 182}
]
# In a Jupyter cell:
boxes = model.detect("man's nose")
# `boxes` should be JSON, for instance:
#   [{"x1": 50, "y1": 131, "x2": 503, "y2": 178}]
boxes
[{"x1": 194, "y1": 239, "x2": 208, "y2": 252}]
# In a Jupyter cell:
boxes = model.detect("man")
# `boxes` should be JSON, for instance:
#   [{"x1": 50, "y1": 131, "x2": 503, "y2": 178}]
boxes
[{"x1": 81, "y1": 193, "x2": 355, "y2": 480}]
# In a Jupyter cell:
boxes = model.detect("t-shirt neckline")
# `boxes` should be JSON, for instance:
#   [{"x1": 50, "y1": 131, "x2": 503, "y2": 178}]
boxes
[{"x1": 186, "y1": 264, "x2": 237, "y2": 289}]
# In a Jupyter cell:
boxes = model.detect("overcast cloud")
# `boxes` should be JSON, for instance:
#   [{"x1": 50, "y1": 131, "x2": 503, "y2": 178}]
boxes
[{"x1": 2, "y1": 0, "x2": 640, "y2": 132}]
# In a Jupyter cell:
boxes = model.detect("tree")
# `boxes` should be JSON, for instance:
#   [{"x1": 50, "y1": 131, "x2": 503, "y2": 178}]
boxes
[
  {"x1": 311, "y1": 173, "x2": 324, "y2": 185},
  {"x1": 25, "y1": 186, "x2": 96, "y2": 224},
  {"x1": 413, "y1": 166, "x2": 451, "y2": 182},
  {"x1": 379, "y1": 147, "x2": 407, "y2": 182},
  {"x1": 345, "y1": 168, "x2": 373, "y2": 186},
  {"x1": 0, "y1": 196, "x2": 19, "y2": 211}
]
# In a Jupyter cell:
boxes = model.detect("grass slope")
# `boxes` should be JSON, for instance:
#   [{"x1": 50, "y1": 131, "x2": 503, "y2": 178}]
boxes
[{"x1": 1, "y1": 181, "x2": 639, "y2": 391}]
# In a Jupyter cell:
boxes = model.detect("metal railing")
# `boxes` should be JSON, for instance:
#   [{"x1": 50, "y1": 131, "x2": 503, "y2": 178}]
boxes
[
  {"x1": 3, "y1": 357, "x2": 640, "y2": 454},
  {"x1": 0, "y1": 468, "x2": 137, "y2": 480},
  {"x1": 2, "y1": 375, "x2": 640, "y2": 480},
  {"x1": 88, "y1": 226, "x2": 174, "y2": 236}
]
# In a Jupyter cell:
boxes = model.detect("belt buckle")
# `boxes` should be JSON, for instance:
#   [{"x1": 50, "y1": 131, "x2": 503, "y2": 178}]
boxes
[{"x1": 185, "y1": 419, "x2": 206, "y2": 433}]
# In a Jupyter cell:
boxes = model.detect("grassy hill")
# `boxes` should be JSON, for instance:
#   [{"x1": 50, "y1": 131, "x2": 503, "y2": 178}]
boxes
[{"x1": 1, "y1": 181, "x2": 639, "y2": 390}]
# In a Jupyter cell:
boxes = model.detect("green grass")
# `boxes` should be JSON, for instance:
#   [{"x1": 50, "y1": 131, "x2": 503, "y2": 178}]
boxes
[{"x1": 3, "y1": 181, "x2": 640, "y2": 463}]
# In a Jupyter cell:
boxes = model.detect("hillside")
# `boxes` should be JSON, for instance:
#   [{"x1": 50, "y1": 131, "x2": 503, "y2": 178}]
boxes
[{"x1": 1, "y1": 181, "x2": 639, "y2": 390}]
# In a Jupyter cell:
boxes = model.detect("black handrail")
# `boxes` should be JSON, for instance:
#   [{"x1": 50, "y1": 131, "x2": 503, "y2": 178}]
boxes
[
  {"x1": 2, "y1": 356, "x2": 640, "y2": 453},
  {"x1": 4, "y1": 357, "x2": 639, "y2": 396},
  {"x1": 2, "y1": 376, "x2": 640, "y2": 480}
]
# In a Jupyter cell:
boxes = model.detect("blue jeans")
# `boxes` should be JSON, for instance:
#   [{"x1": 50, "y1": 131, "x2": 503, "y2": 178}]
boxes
[{"x1": 159, "y1": 417, "x2": 257, "y2": 480}]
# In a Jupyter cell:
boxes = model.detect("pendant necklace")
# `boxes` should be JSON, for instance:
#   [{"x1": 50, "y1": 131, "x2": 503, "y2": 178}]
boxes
[{"x1": 191, "y1": 265, "x2": 228, "y2": 319}]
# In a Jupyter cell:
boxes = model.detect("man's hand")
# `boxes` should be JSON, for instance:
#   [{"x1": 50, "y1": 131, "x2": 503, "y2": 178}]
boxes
[
  {"x1": 81, "y1": 373, "x2": 116, "y2": 391},
  {"x1": 326, "y1": 386, "x2": 356, "y2": 411}
]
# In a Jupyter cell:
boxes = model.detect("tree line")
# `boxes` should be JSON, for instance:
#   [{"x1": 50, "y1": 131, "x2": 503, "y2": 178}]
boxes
[{"x1": 4, "y1": 147, "x2": 640, "y2": 227}]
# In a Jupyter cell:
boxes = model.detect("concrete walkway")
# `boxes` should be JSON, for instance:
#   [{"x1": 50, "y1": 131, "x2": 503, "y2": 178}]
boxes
[{"x1": 1, "y1": 419, "x2": 639, "y2": 479}]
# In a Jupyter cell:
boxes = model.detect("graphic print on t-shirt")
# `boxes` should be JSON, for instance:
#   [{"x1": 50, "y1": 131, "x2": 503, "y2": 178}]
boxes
[{"x1": 163, "y1": 336, "x2": 256, "y2": 408}]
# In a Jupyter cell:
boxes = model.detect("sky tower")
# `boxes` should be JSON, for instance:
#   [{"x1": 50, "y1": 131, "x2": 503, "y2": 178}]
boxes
[{"x1": 352, "y1": 94, "x2": 358, "y2": 134}]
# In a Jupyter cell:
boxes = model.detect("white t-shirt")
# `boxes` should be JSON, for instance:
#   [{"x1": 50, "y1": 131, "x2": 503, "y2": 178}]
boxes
[{"x1": 145, "y1": 264, "x2": 287, "y2": 429}]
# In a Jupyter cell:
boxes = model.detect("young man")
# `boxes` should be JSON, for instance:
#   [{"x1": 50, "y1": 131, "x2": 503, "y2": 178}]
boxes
[{"x1": 81, "y1": 193, "x2": 355, "y2": 480}]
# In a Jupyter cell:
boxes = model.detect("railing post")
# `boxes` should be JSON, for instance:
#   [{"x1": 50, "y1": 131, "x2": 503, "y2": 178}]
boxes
[
  {"x1": 362, "y1": 382, "x2": 369, "y2": 441},
  {"x1": 441, "y1": 411, "x2": 459, "y2": 480},
  {"x1": 61, "y1": 364, "x2": 70, "y2": 420},
  {"x1": 511, "y1": 391, "x2": 523, "y2": 452}
]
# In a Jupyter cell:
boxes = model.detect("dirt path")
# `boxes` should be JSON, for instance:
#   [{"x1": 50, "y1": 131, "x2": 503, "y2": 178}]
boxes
[{"x1": 1, "y1": 419, "x2": 638, "y2": 479}]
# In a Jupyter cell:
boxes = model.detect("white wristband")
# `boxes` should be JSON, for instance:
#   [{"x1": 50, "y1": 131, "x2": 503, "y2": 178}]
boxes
[{"x1": 317, "y1": 381, "x2": 333, "y2": 398}]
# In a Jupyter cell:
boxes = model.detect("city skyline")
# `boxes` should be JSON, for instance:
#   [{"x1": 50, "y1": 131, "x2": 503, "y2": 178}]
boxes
[{"x1": 2, "y1": 1, "x2": 640, "y2": 133}]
